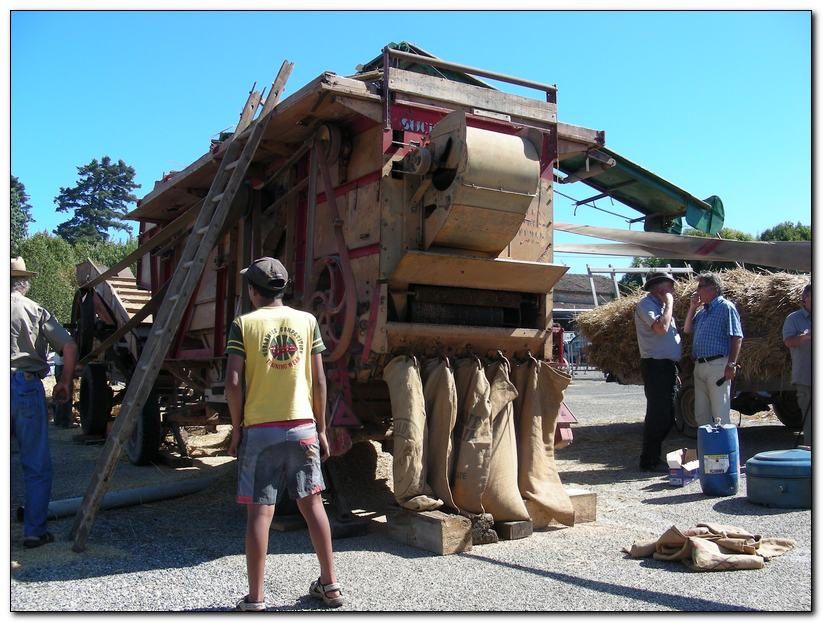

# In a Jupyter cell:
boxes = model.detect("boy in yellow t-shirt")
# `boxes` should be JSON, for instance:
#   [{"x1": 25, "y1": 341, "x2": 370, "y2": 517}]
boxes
[{"x1": 225, "y1": 257, "x2": 343, "y2": 610}]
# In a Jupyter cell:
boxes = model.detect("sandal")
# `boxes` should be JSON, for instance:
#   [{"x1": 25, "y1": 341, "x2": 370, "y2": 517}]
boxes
[
  {"x1": 23, "y1": 532, "x2": 54, "y2": 549},
  {"x1": 309, "y1": 577, "x2": 344, "y2": 608},
  {"x1": 235, "y1": 595, "x2": 266, "y2": 612}
]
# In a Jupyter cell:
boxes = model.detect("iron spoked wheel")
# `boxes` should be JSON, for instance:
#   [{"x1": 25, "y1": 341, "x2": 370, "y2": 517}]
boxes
[
  {"x1": 78, "y1": 364, "x2": 112, "y2": 436},
  {"x1": 674, "y1": 384, "x2": 698, "y2": 439},
  {"x1": 771, "y1": 391, "x2": 803, "y2": 429},
  {"x1": 309, "y1": 256, "x2": 356, "y2": 362},
  {"x1": 126, "y1": 391, "x2": 162, "y2": 466}
]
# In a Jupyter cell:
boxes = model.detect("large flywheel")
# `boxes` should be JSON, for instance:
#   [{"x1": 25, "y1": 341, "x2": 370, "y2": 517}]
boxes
[{"x1": 309, "y1": 255, "x2": 356, "y2": 362}]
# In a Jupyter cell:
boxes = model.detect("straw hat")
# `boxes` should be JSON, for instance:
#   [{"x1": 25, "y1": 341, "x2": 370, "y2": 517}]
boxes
[
  {"x1": 11, "y1": 257, "x2": 36, "y2": 277},
  {"x1": 642, "y1": 271, "x2": 675, "y2": 291}
]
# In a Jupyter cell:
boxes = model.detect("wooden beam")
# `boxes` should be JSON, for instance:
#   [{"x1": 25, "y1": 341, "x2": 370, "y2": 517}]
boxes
[
  {"x1": 78, "y1": 204, "x2": 200, "y2": 290},
  {"x1": 78, "y1": 281, "x2": 169, "y2": 367},
  {"x1": 388, "y1": 68, "x2": 556, "y2": 124}
]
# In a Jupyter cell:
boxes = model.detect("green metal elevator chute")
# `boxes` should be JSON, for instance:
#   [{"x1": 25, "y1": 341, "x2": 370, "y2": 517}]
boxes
[{"x1": 556, "y1": 146, "x2": 725, "y2": 235}]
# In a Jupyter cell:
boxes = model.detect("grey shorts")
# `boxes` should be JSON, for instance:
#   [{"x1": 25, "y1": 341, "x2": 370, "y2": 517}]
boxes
[{"x1": 236, "y1": 421, "x2": 325, "y2": 505}]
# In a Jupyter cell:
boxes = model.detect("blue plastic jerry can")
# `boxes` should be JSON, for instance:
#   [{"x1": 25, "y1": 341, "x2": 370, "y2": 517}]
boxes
[{"x1": 697, "y1": 418, "x2": 740, "y2": 496}]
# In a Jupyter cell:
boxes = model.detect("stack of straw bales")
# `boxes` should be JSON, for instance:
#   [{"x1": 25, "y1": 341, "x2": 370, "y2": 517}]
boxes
[{"x1": 575, "y1": 269, "x2": 808, "y2": 386}]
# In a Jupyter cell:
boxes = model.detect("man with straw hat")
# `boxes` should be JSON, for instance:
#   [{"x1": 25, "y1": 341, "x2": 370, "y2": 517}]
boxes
[
  {"x1": 783, "y1": 283, "x2": 811, "y2": 447},
  {"x1": 634, "y1": 271, "x2": 682, "y2": 472},
  {"x1": 11, "y1": 256, "x2": 78, "y2": 548}
]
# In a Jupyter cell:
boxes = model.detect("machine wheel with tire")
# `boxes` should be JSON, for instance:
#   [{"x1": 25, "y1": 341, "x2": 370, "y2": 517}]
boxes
[
  {"x1": 674, "y1": 383, "x2": 698, "y2": 438},
  {"x1": 78, "y1": 364, "x2": 112, "y2": 436},
  {"x1": 771, "y1": 391, "x2": 803, "y2": 429},
  {"x1": 126, "y1": 391, "x2": 162, "y2": 465}
]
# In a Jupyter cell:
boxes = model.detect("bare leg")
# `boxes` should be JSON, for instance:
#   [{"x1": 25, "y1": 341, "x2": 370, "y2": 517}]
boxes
[
  {"x1": 297, "y1": 493, "x2": 341, "y2": 599},
  {"x1": 246, "y1": 504, "x2": 275, "y2": 602}
]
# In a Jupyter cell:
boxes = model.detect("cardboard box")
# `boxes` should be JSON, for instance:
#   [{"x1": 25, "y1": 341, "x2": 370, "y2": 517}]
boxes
[{"x1": 666, "y1": 448, "x2": 700, "y2": 486}]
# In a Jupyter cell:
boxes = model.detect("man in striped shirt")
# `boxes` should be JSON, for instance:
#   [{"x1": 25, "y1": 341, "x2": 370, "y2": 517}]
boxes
[{"x1": 683, "y1": 272, "x2": 743, "y2": 427}]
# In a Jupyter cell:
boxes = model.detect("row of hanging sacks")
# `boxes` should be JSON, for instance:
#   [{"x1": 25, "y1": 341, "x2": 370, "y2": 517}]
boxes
[
  {"x1": 382, "y1": 356, "x2": 443, "y2": 511},
  {"x1": 383, "y1": 353, "x2": 574, "y2": 526},
  {"x1": 512, "y1": 356, "x2": 576, "y2": 527}
]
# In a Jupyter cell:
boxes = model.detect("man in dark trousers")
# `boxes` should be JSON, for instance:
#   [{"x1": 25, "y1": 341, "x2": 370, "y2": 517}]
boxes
[
  {"x1": 225, "y1": 257, "x2": 343, "y2": 611},
  {"x1": 634, "y1": 272, "x2": 682, "y2": 471},
  {"x1": 11, "y1": 257, "x2": 77, "y2": 547}
]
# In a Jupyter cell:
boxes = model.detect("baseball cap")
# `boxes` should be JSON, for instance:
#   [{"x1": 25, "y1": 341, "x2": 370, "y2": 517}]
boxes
[{"x1": 240, "y1": 257, "x2": 288, "y2": 290}]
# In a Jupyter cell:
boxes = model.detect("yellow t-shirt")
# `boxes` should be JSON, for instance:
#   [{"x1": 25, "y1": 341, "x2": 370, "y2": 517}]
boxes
[{"x1": 225, "y1": 306, "x2": 325, "y2": 426}]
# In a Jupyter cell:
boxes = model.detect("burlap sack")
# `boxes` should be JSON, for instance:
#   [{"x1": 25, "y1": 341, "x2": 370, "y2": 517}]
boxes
[
  {"x1": 480, "y1": 360, "x2": 530, "y2": 522},
  {"x1": 383, "y1": 355, "x2": 442, "y2": 511},
  {"x1": 451, "y1": 358, "x2": 493, "y2": 514},
  {"x1": 512, "y1": 359, "x2": 575, "y2": 527},
  {"x1": 421, "y1": 357, "x2": 459, "y2": 511}
]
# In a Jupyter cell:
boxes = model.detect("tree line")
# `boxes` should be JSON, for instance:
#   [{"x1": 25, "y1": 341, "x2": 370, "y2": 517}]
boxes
[{"x1": 11, "y1": 156, "x2": 140, "y2": 324}]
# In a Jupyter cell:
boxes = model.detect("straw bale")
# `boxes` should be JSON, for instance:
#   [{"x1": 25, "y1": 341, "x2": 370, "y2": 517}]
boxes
[{"x1": 575, "y1": 269, "x2": 807, "y2": 385}]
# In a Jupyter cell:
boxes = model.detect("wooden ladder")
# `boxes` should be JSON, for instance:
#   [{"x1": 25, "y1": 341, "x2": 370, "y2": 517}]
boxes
[{"x1": 69, "y1": 60, "x2": 293, "y2": 552}]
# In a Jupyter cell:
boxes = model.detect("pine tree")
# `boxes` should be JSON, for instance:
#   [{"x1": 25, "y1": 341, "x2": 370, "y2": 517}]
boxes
[
  {"x1": 11, "y1": 175, "x2": 34, "y2": 255},
  {"x1": 54, "y1": 156, "x2": 140, "y2": 244}
]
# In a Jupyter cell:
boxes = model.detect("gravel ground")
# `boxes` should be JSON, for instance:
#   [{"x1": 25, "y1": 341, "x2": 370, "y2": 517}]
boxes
[{"x1": 9, "y1": 370, "x2": 813, "y2": 612}]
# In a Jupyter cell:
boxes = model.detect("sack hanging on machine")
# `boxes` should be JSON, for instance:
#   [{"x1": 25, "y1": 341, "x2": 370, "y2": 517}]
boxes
[
  {"x1": 422, "y1": 357, "x2": 459, "y2": 512},
  {"x1": 479, "y1": 359, "x2": 530, "y2": 522},
  {"x1": 450, "y1": 358, "x2": 494, "y2": 515},
  {"x1": 383, "y1": 356, "x2": 443, "y2": 511},
  {"x1": 512, "y1": 359, "x2": 575, "y2": 527}
]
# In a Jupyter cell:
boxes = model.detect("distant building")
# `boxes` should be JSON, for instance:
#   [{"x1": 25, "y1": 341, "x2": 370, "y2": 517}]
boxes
[{"x1": 552, "y1": 273, "x2": 617, "y2": 330}]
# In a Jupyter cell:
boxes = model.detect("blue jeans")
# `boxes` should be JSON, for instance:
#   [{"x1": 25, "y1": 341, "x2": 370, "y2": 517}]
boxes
[{"x1": 11, "y1": 371, "x2": 53, "y2": 538}]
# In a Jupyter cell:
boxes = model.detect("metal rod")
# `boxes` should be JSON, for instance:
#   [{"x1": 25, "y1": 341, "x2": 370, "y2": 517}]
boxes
[{"x1": 386, "y1": 48, "x2": 557, "y2": 94}]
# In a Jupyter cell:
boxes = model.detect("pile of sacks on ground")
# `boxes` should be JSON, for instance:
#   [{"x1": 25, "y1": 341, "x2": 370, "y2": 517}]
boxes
[
  {"x1": 575, "y1": 269, "x2": 807, "y2": 386},
  {"x1": 382, "y1": 354, "x2": 575, "y2": 529}
]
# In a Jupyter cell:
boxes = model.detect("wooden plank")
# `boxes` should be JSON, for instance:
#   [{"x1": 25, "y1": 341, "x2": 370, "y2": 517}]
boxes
[
  {"x1": 385, "y1": 322, "x2": 548, "y2": 357},
  {"x1": 235, "y1": 89, "x2": 263, "y2": 135},
  {"x1": 388, "y1": 68, "x2": 556, "y2": 124},
  {"x1": 387, "y1": 509, "x2": 472, "y2": 555},
  {"x1": 494, "y1": 520, "x2": 533, "y2": 540},
  {"x1": 557, "y1": 122, "x2": 605, "y2": 146},
  {"x1": 333, "y1": 94, "x2": 383, "y2": 123},
  {"x1": 566, "y1": 487, "x2": 597, "y2": 523},
  {"x1": 390, "y1": 250, "x2": 568, "y2": 293},
  {"x1": 78, "y1": 281, "x2": 168, "y2": 366},
  {"x1": 78, "y1": 204, "x2": 200, "y2": 290}
]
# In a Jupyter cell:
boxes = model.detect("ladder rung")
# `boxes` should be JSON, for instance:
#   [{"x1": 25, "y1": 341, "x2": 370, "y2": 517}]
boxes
[
  {"x1": 168, "y1": 295, "x2": 180, "y2": 302},
  {"x1": 212, "y1": 193, "x2": 225, "y2": 203},
  {"x1": 224, "y1": 160, "x2": 240, "y2": 170},
  {"x1": 183, "y1": 261, "x2": 194, "y2": 268},
  {"x1": 196, "y1": 225, "x2": 209, "y2": 235}
]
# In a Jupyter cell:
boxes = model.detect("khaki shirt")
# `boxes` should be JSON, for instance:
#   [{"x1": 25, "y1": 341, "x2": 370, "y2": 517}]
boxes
[{"x1": 10, "y1": 291, "x2": 73, "y2": 377}]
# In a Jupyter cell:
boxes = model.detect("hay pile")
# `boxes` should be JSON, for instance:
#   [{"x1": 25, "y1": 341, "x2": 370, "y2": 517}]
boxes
[{"x1": 575, "y1": 269, "x2": 807, "y2": 386}]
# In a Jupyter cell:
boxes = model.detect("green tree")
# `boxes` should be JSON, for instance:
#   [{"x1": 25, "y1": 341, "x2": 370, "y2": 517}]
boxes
[
  {"x1": 17, "y1": 232, "x2": 78, "y2": 324},
  {"x1": 16, "y1": 233, "x2": 141, "y2": 325},
  {"x1": 759, "y1": 221, "x2": 811, "y2": 241},
  {"x1": 54, "y1": 156, "x2": 140, "y2": 245},
  {"x1": 11, "y1": 175, "x2": 34, "y2": 255},
  {"x1": 75, "y1": 237, "x2": 139, "y2": 277}
]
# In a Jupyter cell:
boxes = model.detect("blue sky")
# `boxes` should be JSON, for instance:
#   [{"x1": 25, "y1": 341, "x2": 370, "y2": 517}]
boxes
[{"x1": 9, "y1": 10, "x2": 812, "y2": 275}]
